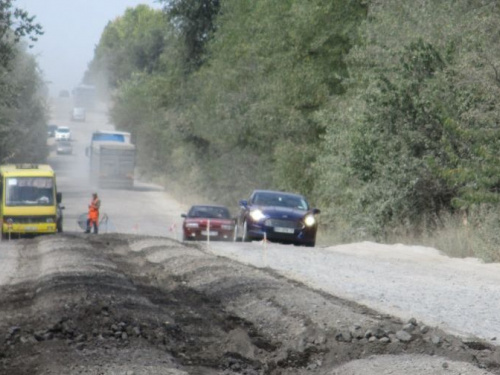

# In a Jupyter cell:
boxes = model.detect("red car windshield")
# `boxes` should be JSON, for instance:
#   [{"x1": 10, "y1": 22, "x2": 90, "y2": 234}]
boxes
[{"x1": 188, "y1": 206, "x2": 230, "y2": 219}]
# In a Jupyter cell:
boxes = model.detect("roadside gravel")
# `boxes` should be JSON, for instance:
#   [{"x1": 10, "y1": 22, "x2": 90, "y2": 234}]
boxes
[
  {"x1": 0, "y1": 241, "x2": 18, "y2": 285},
  {"x1": 207, "y1": 240, "x2": 500, "y2": 345},
  {"x1": 330, "y1": 354, "x2": 494, "y2": 375}
]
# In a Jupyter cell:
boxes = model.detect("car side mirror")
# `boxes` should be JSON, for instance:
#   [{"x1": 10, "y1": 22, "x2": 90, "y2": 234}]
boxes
[
  {"x1": 56, "y1": 192, "x2": 62, "y2": 204},
  {"x1": 239, "y1": 199, "x2": 248, "y2": 207},
  {"x1": 312, "y1": 208, "x2": 321, "y2": 215},
  {"x1": 181, "y1": 214, "x2": 187, "y2": 218}
]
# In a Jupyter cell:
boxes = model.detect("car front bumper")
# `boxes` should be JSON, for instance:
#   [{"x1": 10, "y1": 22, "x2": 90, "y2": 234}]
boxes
[
  {"x1": 183, "y1": 228, "x2": 234, "y2": 241},
  {"x1": 246, "y1": 220, "x2": 316, "y2": 245},
  {"x1": 2, "y1": 222, "x2": 57, "y2": 235}
]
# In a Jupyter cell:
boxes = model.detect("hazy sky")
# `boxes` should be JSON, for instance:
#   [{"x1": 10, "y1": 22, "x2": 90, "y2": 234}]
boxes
[{"x1": 18, "y1": 0, "x2": 162, "y2": 96}]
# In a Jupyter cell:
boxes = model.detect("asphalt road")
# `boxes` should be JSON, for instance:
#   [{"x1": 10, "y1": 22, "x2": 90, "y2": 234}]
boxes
[{"x1": 47, "y1": 97, "x2": 187, "y2": 238}]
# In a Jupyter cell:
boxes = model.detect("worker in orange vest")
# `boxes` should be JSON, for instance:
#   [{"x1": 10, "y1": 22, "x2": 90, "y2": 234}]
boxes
[{"x1": 85, "y1": 192, "x2": 101, "y2": 234}]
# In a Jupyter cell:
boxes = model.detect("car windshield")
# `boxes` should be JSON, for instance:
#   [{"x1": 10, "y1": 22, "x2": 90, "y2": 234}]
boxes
[
  {"x1": 188, "y1": 206, "x2": 230, "y2": 219},
  {"x1": 252, "y1": 192, "x2": 309, "y2": 210},
  {"x1": 5, "y1": 177, "x2": 55, "y2": 206},
  {"x1": 57, "y1": 128, "x2": 69, "y2": 133}
]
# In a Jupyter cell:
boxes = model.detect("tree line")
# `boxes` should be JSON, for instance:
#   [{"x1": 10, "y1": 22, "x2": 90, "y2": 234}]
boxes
[
  {"x1": 0, "y1": 0, "x2": 46, "y2": 164},
  {"x1": 85, "y1": 0, "x2": 500, "y2": 255}
]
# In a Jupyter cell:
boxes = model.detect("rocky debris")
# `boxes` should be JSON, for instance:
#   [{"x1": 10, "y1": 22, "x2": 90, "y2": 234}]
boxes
[
  {"x1": 420, "y1": 325, "x2": 429, "y2": 334},
  {"x1": 2, "y1": 287, "x2": 498, "y2": 375},
  {"x1": 365, "y1": 326, "x2": 386, "y2": 340},
  {"x1": 350, "y1": 325, "x2": 364, "y2": 340},
  {"x1": 335, "y1": 330, "x2": 352, "y2": 342},
  {"x1": 1, "y1": 235, "x2": 500, "y2": 374},
  {"x1": 395, "y1": 330, "x2": 413, "y2": 343},
  {"x1": 462, "y1": 337, "x2": 495, "y2": 351},
  {"x1": 431, "y1": 334, "x2": 442, "y2": 345}
]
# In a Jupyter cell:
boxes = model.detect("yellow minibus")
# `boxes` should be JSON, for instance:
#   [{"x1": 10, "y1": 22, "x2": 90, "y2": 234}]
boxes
[{"x1": 0, "y1": 164, "x2": 63, "y2": 239}]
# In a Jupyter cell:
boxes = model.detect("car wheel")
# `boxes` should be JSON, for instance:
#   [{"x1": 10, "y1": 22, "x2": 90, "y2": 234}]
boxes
[{"x1": 242, "y1": 220, "x2": 250, "y2": 242}]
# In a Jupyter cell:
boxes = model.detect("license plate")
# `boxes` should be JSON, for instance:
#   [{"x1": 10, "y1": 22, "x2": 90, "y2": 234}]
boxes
[
  {"x1": 274, "y1": 227, "x2": 295, "y2": 234},
  {"x1": 201, "y1": 231, "x2": 218, "y2": 236},
  {"x1": 24, "y1": 226, "x2": 38, "y2": 231}
]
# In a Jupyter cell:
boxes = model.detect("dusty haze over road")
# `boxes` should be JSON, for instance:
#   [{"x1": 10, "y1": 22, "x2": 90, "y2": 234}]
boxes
[{"x1": 18, "y1": 0, "x2": 161, "y2": 95}]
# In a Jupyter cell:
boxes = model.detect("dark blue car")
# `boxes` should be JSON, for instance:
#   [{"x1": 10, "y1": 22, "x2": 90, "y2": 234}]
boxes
[{"x1": 235, "y1": 190, "x2": 320, "y2": 247}]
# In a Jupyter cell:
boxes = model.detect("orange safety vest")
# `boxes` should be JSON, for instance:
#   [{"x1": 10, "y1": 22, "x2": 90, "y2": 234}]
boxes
[{"x1": 88, "y1": 198, "x2": 100, "y2": 222}]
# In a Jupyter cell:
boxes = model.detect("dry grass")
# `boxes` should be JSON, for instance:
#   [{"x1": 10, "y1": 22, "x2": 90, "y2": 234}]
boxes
[
  {"x1": 317, "y1": 210, "x2": 500, "y2": 263},
  {"x1": 418, "y1": 210, "x2": 500, "y2": 262}
]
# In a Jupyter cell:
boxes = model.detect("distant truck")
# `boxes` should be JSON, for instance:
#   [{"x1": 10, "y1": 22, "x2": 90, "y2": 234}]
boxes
[
  {"x1": 0, "y1": 164, "x2": 63, "y2": 239},
  {"x1": 86, "y1": 131, "x2": 135, "y2": 189}
]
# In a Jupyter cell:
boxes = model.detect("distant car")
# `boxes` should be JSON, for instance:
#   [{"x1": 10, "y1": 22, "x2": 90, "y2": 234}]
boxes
[
  {"x1": 235, "y1": 190, "x2": 320, "y2": 247},
  {"x1": 181, "y1": 205, "x2": 235, "y2": 241},
  {"x1": 55, "y1": 126, "x2": 71, "y2": 141},
  {"x1": 56, "y1": 140, "x2": 73, "y2": 155},
  {"x1": 71, "y1": 107, "x2": 86, "y2": 122},
  {"x1": 47, "y1": 124, "x2": 58, "y2": 137}
]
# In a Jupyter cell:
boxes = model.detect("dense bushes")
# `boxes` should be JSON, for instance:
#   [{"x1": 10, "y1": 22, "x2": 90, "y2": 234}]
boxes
[{"x1": 316, "y1": 1, "x2": 500, "y2": 241}]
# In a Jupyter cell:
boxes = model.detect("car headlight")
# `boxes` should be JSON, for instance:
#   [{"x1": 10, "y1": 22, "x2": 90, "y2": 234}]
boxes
[
  {"x1": 304, "y1": 215, "x2": 316, "y2": 227},
  {"x1": 46, "y1": 217, "x2": 55, "y2": 223},
  {"x1": 249, "y1": 209, "x2": 266, "y2": 221},
  {"x1": 185, "y1": 222, "x2": 199, "y2": 228}
]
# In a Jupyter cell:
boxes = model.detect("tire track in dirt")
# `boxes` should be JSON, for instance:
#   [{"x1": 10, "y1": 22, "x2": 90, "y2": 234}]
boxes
[
  {"x1": 0, "y1": 234, "x2": 498, "y2": 375},
  {"x1": 121, "y1": 235, "x2": 500, "y2": 375}
]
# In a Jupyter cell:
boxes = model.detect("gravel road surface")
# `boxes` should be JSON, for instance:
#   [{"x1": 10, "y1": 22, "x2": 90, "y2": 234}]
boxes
[{"x1": 207, "y1": 240, "x2": 500, "y2": 344}]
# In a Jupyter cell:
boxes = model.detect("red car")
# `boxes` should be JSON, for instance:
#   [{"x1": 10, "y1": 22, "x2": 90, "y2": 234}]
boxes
[{"x1": 181, "y1": 205, "x2": 235, "y2": 241}]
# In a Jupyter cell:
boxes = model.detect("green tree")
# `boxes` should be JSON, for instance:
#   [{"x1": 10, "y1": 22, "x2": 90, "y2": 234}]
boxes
[
  {"x1": 0, "y1": 0, "x2": 43, "y2": 66},
  {"x1": 0, "y1": 1, "x2": 45, "y2": 164},
  {"x1": 170, "y1": 0, "x2": 366, "y2": 201},
  {"x1": 161, "y1": 0, "x2": 220, "y2": 71},
  {"x1": 0, "y1": 48, "x2": 48, "y2": 164},
  {"x1": 316, "y1": 0, "x2": 500, "y2": 238},
  {"x1": 85, "y1": 5, "x2": 168, "y2": 91}
]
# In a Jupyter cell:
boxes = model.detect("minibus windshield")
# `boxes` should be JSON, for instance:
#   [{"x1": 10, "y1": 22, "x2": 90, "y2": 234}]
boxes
[{"x1": 5, "y1": 177, "x2": 54, "y2": 206}]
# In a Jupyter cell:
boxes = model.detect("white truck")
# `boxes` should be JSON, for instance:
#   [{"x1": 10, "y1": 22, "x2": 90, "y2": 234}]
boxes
[{"x1": 86, "y1": 131, "x2": 135, "y2": 189}]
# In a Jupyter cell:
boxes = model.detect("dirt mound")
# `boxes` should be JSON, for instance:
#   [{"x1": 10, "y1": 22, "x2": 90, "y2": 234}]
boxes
[{"x1": 0, "y1": 234, "x2": 498, "y2": 374}]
